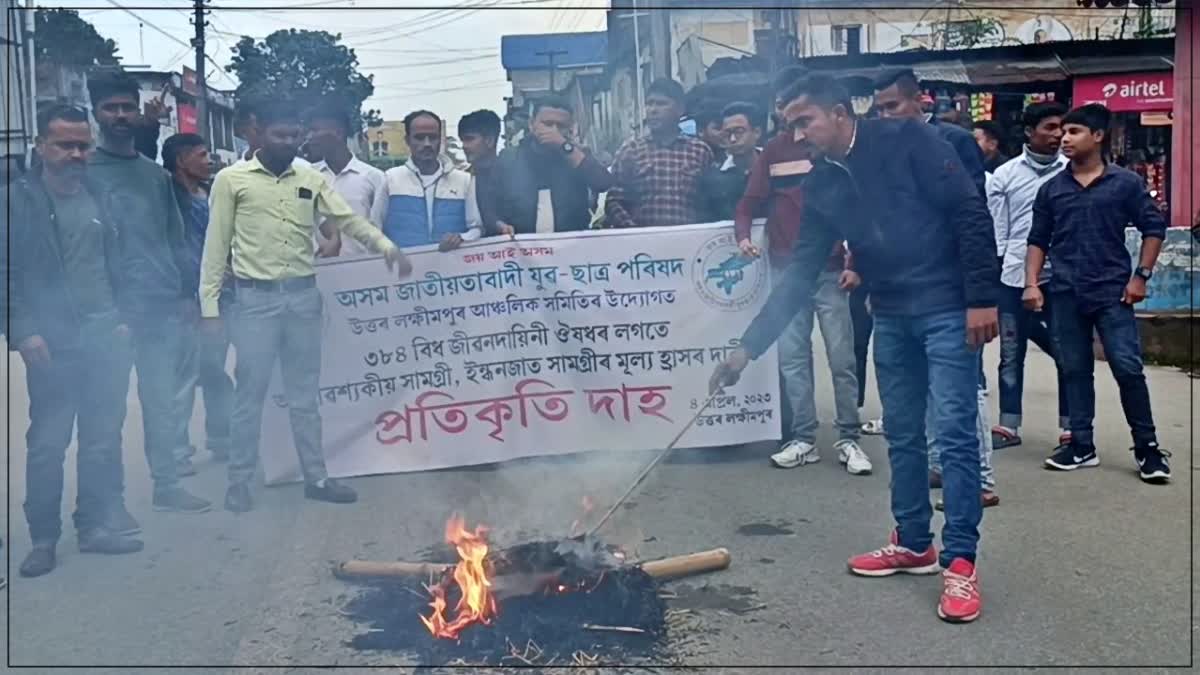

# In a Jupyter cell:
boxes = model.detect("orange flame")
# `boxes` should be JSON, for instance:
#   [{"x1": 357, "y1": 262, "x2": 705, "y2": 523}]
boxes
[{"x1": 420, "y1": 515, "x2": 498, "y2": 640}]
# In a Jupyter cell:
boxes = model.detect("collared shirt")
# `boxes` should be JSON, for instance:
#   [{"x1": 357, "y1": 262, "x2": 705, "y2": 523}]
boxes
[
  {"x1": 1029, "y1": 162, "x2": 1167, "y2": 310},
  {"x1": 238, "y1": 150, "x2": 313, "y2": 169},
  {"x1": 314, "y1": 156, "x2": 388, "y2": 257},
  {"x1": 987, "y1": 149, "x2": 1067, "y2": 288},
  {"x1": 605, "y1": 134, "x2": 713, "y2": 228},
  {"x1": 200, "y1": 154, "x2": 396, "y2": 318}
]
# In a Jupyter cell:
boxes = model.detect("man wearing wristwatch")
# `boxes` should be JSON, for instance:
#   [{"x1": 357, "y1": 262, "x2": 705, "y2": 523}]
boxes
[
  {"x1": 492, "y1": 95, "x2": 613, "y2": 236},
  {"x1": 1025, "y1": 104, "x2": 1170, "y2": 484}
]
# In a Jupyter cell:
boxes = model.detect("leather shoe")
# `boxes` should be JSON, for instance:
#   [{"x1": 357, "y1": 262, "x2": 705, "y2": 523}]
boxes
[
  {"x1": 224, "y1": 484, "x2": 253, "y2": 513},
  {"x1": 19, "y1": 544, "x2": 57, "y2": 577},
  {"x1": 304, "y1": 479, "x2": 357, "y2": 504},
  {"x1": 78, "y1": 528, "x2": 143, "y2": 554}
]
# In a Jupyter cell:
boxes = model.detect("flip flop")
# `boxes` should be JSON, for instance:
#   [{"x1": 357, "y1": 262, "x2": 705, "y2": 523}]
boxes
[{"x1": 990, "y1": 426, "x2": 1021, "y2": 449}]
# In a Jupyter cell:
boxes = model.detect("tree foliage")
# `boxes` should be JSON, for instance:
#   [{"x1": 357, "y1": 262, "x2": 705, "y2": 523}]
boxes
[
  {"x1": 35, "y1": 8, "x2": 120, "y2": 67},
  {"x1": 226, "y1": 29, "x2": 380, "y2": 133},
  {"x1": 941, "y1": 18, "x2": 1003, "y2": 50}
]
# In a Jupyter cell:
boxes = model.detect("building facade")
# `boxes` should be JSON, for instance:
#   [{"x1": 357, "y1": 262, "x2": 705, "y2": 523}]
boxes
[{"x1": 792, "y1": 0, "x2": 1175, "y2": 57}]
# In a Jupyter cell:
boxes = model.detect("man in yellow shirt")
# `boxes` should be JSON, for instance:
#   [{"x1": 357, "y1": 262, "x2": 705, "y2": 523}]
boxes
[{"x1": 200, "y1": 102, "x2": 412, "y2": 513}]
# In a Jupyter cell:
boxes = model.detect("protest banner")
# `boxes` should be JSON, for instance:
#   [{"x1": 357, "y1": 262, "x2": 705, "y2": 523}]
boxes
[{"x1": 260, "y1": 222, "x2": 781, "y2": 484}]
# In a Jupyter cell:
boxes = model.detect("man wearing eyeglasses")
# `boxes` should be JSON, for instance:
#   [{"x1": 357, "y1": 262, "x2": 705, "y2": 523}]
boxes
[{"x1": 701, "y1": 101, "x2": 764, "y2": 222}]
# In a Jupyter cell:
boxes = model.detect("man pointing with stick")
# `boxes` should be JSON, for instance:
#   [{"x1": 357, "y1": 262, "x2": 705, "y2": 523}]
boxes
[{"x1": 710, "y1": 75, "x2": 1000, "y2": 624}]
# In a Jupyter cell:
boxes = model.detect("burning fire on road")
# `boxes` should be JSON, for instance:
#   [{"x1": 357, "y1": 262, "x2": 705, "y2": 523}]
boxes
[{"x1": 337, "y1": 512, "x2": 730, "y2": 666}]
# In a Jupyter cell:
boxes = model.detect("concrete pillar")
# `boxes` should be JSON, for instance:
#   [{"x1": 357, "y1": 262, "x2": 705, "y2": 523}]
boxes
[{"x1": 1170, "y1": 1, "x2": 1197, "y2": 228}]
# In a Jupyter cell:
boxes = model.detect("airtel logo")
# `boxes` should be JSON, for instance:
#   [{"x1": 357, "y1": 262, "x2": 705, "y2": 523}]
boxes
[{"x1": 1100, "y1": 79, "x2": 1167, "y2": 99}]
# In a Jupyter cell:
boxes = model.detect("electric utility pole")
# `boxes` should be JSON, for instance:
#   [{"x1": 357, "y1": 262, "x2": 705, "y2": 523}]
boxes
[{"x1": 191, "y1": 0, "x2": 209, "y2": 140}]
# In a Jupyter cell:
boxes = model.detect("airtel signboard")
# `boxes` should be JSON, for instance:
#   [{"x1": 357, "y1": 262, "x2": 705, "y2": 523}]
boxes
[{"x1": 1073, "y1": 72, "x2": 1174, "y2": 112}]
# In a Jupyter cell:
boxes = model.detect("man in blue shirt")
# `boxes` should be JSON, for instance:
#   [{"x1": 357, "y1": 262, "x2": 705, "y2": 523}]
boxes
[
  {"x1": 163, "y1": 133, "x2": 234, "y2": 476},
  {"x1": 1025, "y1": 104, "x2": 1169, "y2": 483}
]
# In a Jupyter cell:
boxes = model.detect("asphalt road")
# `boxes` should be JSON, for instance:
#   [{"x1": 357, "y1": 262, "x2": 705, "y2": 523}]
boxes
[{"x1": 2, "y1": 341, "x2": 1195, "y2": 670}]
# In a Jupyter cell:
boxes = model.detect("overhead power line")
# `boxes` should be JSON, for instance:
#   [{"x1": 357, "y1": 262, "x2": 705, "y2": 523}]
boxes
[{"x1": 359, "y1": 53, "x2": 497, "y2": 70}]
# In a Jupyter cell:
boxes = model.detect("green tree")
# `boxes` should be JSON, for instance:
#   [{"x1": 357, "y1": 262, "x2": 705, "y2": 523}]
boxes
[
  {"x1": 35, "y1": 8, "x2": 120, "y2": 67},
  {"x1": 941, "y1": 18, "x2": 1002, "y2": 50},
  {"x1": 226, "y1": 29, "x2": 380, "y2": 133}
]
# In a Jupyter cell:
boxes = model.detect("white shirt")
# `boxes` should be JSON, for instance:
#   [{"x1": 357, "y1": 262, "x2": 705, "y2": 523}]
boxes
[
  {"x1": 987, "y1": 150, "x2": 1068, "y2": 288},
  {"x1": 314, "y1": 156, "x2": 387, "y2": 257}
]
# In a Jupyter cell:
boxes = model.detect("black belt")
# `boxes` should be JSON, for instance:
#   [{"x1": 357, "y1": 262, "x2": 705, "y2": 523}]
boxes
[{"x1": 233, "y1": 275, "x2": 317, "y2": 292}]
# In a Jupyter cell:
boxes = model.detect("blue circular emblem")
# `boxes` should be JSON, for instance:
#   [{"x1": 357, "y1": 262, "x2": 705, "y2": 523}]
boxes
[{"x1": 691, "y1": 232, "x2": 767, "y2": 312}]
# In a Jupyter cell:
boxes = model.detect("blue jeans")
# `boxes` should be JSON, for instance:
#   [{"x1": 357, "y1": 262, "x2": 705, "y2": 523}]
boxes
[
  {"x1": 24, "y1": 318, "x2": 132, "y2": 543},
  {"x1": 874, "y1": 310, "x2": 982, "y2": 567},
  {"x1": 928, "y1": 354, "x2": 995, "y2": 490},
  {"x1": 1050, "y1": 293, "x2": 1157, "y2": 450},
  {"x1": 997, "y1": 285, "x2": 1069, "y2": 430},
  {"x1": 129, "y1": 312, "x2": 185, "y2": 494},
  {"x1": 228, "y1": 282, "x2": 327, "y2": 487},
  {"x1": 777, "y1": 270, "x2": 861, "y2": 443},
  {"x1": 174, "y1": 294, "x2": 234, "y2": 460}
]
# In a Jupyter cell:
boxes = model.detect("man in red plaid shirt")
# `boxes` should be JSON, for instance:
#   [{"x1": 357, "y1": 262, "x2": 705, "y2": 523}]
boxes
[{"x1": 605, "y1": 79, "x2": 713, "y2": 228}]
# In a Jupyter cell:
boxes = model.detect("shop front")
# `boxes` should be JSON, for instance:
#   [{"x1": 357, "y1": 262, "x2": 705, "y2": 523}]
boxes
[{"x1": 1072, "y1": 70, "x2": 1175, "y2": 211}]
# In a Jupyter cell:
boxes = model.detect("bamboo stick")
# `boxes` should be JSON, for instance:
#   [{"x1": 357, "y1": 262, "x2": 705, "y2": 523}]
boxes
[
  {"x1": 638, "y1": 547, "x2": 731, "y2": 580},
  {"x1": 333, "y1": 560, "x2": 451, "y2": 580},
  {"x1": 332, "y1": 547, "x2": 731, "y2": 582}
]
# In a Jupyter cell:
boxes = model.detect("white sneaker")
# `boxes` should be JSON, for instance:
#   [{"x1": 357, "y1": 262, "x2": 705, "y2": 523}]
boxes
[
  {"x1": 771, "y1": 440, "x2": 819, "y2": 468},
  {"x1": 836, "y1": 439, "x2": 873, "y2": 475}
]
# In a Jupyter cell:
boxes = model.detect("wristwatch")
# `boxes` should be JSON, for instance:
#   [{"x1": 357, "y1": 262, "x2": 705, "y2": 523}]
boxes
[
  {"x1": 1134, "y1": 266, "x2": 1153, "y2": 281},
  {"x1": 561, "y1": 141, "x2": 575, "y2": 155}
]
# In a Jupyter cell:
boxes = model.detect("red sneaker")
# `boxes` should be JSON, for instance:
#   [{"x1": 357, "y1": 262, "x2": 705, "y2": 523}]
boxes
[
  {"x1": 937, "y1": 558, "x2": 981, "y2": 623},
  {"x1": 847, "y1": 531, "x2": 941, "y2": 577}
]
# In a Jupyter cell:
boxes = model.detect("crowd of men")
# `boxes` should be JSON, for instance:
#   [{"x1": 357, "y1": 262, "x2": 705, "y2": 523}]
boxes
[{"x1": 0, "y1": 66, "x2": 1172, "y2": 624}]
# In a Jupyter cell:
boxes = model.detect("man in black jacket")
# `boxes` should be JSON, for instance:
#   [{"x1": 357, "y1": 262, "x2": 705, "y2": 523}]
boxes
[
  {"x1": 873, "y1": 68, "x2": 996, "y2": 506},
  {"x1": 492, "y1": 96, "x2": 612, "y2": 235},
  {"x1": 710, "y1": 75, "x2": 999, "y2": 624},
  {"x1": 6, "y1": 105, "x2": 146, "y2": 577}
]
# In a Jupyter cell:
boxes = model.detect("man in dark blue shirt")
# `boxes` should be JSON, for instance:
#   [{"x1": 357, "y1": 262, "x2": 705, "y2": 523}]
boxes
[
  {"x1": 163, "y1": 133, "x2": 234, "y2": 476},
  {"x1": 1025, "y1": 104, "x2": 1169, "y2": 483},
  {"x1": 710, "y1": 75, "x2": 999, "y2": 624}
]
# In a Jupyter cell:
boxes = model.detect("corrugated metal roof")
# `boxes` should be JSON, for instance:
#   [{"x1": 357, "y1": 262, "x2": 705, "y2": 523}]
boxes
[
  {"x1": 965, "y1": 58, "x2": 1064, "y2": 85},
  {"x1": 1061, "y1": 55, "x2": 1174, "y2": 75},
  {"x1": 501, "y1": 31, "x2": 607, "y2": 72},
  {"x1": 913, "y1": 60, "x2": 970, "y2": 84}
]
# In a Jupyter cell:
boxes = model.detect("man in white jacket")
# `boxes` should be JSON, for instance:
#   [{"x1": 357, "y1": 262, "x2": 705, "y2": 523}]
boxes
[
  {"x1": 986, "y1": 101, "x2": 1071, "y2": 452},
  {"x1": 380, "y1": 110, "x2": 481, "y2": 251}
]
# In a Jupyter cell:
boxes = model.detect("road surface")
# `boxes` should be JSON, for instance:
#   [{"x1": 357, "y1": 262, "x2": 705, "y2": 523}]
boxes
[{"x1": 2, "y1": 342, "x2": 1194, "y2": 669}]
